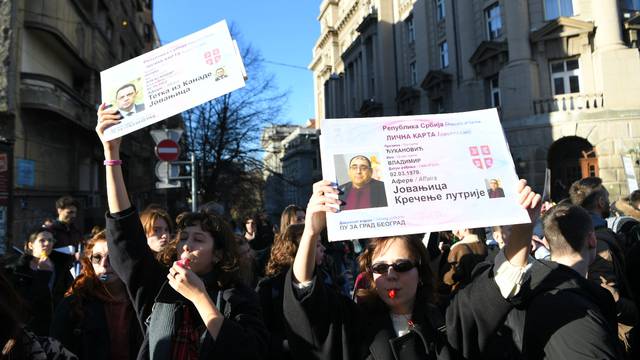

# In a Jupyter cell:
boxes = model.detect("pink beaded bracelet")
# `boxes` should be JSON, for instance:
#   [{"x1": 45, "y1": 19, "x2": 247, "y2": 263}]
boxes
[{"x1": 103, "y1": 159, "x2": 123, "y2": 166}]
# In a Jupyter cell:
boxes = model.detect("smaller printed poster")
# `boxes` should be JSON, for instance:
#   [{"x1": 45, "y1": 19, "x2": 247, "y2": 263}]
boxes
[
  {"x1": 320, "y1": 108, "x2": 530, "y2": 241},
  {"x1": 100, "y1": 20, "x2": 245, "y2": 140}
]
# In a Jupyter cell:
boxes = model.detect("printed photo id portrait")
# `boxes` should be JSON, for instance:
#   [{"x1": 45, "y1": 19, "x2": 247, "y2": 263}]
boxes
[
  {"x1": 334, "y1": 153, "x2": 388, "y2": 211},
  {"x1": 486, "y1": 178, "x2": 505, "y2": 198},
  {"x1": 109, "y1": 80, "x2": 146, "y2": 118}
]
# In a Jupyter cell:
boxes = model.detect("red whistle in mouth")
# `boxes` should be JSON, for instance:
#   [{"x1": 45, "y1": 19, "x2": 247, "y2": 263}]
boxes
[
  {"x1": 388, "y1": 289, "x2": 396, "y2": 299},
  {"x1": 177, "y1": 258, "x2": 191, "y2": 268}
]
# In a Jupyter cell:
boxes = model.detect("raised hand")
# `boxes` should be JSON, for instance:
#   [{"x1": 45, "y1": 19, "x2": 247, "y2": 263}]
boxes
[
  {"x1": 505, "y1": 179, "x2": 542, "y2": 267},
  {"x1": 293, "y1": 180, "x2": 340, "y2": 283},
  {"x1": 516, "y1": 179, "x2": 542, "y2": 222},
  {"x1": 95, "y1": 103, "x2": 122, "y2": 154},
  {"x1": 304, "y1": 180, "x2": 340, "y2": 236}
]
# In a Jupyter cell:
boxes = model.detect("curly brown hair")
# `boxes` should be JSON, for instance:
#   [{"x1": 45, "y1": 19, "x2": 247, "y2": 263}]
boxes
[
  {"x1": 64, "y1": 231, "x2": 115, "y2": 327},
  {"x1": 159, "y1": 211, "x2": 240, "y2": 288},
  {"x1": 356, "y1": 235, "x2": 434, "y2": 307},
  {"x1": 265, "y1": 223, "x2": 305, "y2": 277}
]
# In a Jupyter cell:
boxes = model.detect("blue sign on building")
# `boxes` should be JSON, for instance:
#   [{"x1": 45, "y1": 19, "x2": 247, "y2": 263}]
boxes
[{"x1": 17, "y1": 159, "x2": 35, "y2": 187}]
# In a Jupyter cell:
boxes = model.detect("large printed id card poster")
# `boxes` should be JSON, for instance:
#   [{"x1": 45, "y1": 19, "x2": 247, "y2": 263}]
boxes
[
  {"x1": 320, "y1": 108, "x2": 530, "y2": 241},
  {"x1": 100, "y1": 20, "x2": 245, "y2": 140}
]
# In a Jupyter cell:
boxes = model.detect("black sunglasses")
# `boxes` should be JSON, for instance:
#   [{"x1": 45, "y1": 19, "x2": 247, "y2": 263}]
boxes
[{"x1": 370, "y1": 260, "x2": 416, "y2": 275}]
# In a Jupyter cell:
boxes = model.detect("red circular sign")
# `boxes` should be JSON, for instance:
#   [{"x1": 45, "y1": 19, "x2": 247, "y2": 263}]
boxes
[{"x1": 155, "y1": 139, "x2": 180, "y2": 161}]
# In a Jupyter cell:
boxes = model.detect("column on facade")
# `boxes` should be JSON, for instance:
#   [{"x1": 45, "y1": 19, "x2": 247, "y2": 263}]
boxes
[
  {"x1": 504, "y1": 0, "x2": 531, "y2": 62},
  {"x1": 592, "y1": 0, "x2": 625, "y2": 52},
  {"x1": 499, "y1": 0, "x2": 539, "y2": 120},
  {"x1": 453, "y1": 0, "x2": 483, "y2": 110},
  {"x1": 591, "y1": 0, "x2": 640, "y2": 109}
]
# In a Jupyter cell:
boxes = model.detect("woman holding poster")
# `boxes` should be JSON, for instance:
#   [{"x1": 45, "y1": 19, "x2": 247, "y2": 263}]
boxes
[
  {"x1": 283, "y1": 180, "x2": 541, "y2": 359},
  {"x1": 95, "y1": 104, "x2": 268, "y2": 359}
]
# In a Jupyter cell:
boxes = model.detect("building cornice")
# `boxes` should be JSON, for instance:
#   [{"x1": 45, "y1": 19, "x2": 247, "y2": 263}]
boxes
[
  {"x1": 530, "y1": 17, "x2": 594, "y2": 42},
  {"x1": 336, "y1": 0, "x2": 360, "y2": 32},
  {"x1": 398, "y1": 0, "x2": 415, "y2": 15},
  {"x1": 356, "y1": 11, "x2": 378, "y2": 33},
  {"x1": 316, "y1": 27, "x2": 338, "y2": 50},
  {"x1": 469, "y1": 41, "x2": 508, "y2": 65},
  {"x1": 318, "y1": 0, "x2": 339, "y2": 21}
]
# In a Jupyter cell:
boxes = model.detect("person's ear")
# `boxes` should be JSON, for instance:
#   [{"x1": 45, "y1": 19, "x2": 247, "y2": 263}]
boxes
[{"x1": 27, "y1": 241, "x2": 34, "y2": 250}]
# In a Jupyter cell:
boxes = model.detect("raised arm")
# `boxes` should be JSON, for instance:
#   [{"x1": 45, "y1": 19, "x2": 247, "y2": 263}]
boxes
[
  {"x1": 95, "y1": 104, "x2": 130, "y2": 213},
  {"x1": 95, "y1": 104, "x2": 165, "y2": 321},
  {"x1": 292, "y1": 180, "x2": 339, "y2": 283},
  {"x1": 503, "y1": 179, "x2": 541, "y2": 267}
]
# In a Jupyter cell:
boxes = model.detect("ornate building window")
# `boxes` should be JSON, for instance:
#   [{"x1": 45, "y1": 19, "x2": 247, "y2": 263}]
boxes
[
  {"x1": 544, "y1": 0, "x2": 573, "y2": 20},
  {"x1": 488, "y1": 76, "x2": 501, "y2": 107},
  {"x1": 436, "y1": 0, "x2": 445, "y2": 21},
  {"x1": 406, "y1": 16, "x2": 415, "y2": 44},
  {"x1": 439, "y1": 41, "x2": 449, "y2": 69},
  {"x1": 410, "y1": 61, "x2": 417, "y2": 85},
  {"x1": 485, "y1": 3, "x2": 502, "y2": 40},
  {"x1": 550, "y1": 58, "x2": 580, "y2": 95}
]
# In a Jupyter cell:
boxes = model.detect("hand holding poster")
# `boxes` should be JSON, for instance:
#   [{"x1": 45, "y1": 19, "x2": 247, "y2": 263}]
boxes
[
  {"x1": 320, "y1": 108, "x2": 530, "y2": 241},
  {"x1": 100, "y1": 20, "x2": 245, "y2": 140}
]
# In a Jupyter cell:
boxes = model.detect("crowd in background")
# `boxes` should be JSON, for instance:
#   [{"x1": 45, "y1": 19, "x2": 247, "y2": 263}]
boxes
[{"x1": 0, "y1": 106, "x2": 638, "y2": 359}]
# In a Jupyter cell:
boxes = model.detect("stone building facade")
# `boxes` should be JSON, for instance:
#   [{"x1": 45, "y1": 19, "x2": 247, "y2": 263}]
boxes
[
  {"x1": 0, "y1": 0, "x2": 161, "y2": 252},
  {"x1": 311, "y1": 0, "x2": 640, "y2": 201},
  {"x1": 261, "y1": 122, "x2": 321, "y2": 224}
]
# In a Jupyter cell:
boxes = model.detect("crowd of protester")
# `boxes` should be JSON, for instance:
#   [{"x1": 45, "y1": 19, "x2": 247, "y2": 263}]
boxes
[{"x1": 0, "y1": 105, "x2": 638, "y2": 359}]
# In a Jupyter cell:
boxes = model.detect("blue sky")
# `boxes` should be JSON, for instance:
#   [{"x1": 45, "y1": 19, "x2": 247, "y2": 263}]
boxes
[{"x1": 153, "y1": 0, "x2": 320, "y2": 126}]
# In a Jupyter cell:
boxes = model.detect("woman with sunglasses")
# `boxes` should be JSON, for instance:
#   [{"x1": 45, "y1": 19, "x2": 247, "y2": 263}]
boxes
[
  {"x1": 51, "y1": 231, "x2": 142, "y2": 360},
  {"x1": 95, "y1": 104, "x2": 268, "y2": 359},
  {"x1": 283, "y1": 180, "x2": 541, "y2": 359}
]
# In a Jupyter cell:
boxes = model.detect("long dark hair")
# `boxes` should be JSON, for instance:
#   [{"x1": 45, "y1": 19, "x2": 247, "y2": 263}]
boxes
[
  {"x1": 160, "y1": 211, "x2": 240, "y2": 288},
  {"x1": 64, "y1": 231, "x2": 115, "y2": 326},
  {"x1": 356, "y1": 235, "x2": 434, "y2": 308},
  {"x1": 265, "y1": 223, "x2": 305, "y2": 277}
]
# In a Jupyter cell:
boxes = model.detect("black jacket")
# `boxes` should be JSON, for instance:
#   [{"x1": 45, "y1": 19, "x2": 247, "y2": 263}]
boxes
[
  {"x1": 3, "y1": 254, "x2": 61, "y2": 336},
  {"x1": 339, "y1": 179, "x2": 388, "y2": 210},
  {"x1": 50, "y1": 294, "x2": 143, "y2": 360},
  {"x1": 447, "y1": 260, "x2": 622, "y2": 359},
  {"x1": 105, "y1": 207, "x2": 268, "y2": 360},
  {"x1": 283, "y1": 269, "x2": 452, "y2": 360},
  {"x1": 49, "y1": 219, "x2": 83, "y2": 300},
  {"x1": 256, "y1": 271, "x2": 291, "y2": 360}
]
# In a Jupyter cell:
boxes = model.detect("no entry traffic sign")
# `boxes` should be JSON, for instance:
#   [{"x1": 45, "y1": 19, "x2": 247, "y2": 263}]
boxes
[{"x1": 155, "y1": 139, "x2": 180, "y2": 162}]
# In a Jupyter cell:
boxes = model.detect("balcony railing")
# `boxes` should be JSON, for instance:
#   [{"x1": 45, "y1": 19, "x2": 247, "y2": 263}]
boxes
[
  {"x1": 533, "y1": 93, "x2": 604, "y2": 114},
  {"x1": 20, "y1": 73, "x2": 95, "y2": 130}
]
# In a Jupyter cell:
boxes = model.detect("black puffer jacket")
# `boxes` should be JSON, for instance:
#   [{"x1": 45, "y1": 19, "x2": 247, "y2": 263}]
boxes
[{"x1": 3, "y1": 254, "x2": 56, "y2": 336}]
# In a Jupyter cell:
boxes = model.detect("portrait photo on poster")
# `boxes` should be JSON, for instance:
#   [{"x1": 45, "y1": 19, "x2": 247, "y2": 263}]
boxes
[
  {"x1": 486, "y1": 178, "x2": 505, "y2": 198},
  {"x1": 334, "y1": 153, "x2": 388, "y2": 211},
  {"x1": 109, "y1": 79, "x2": 146, "y2": 119}
]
